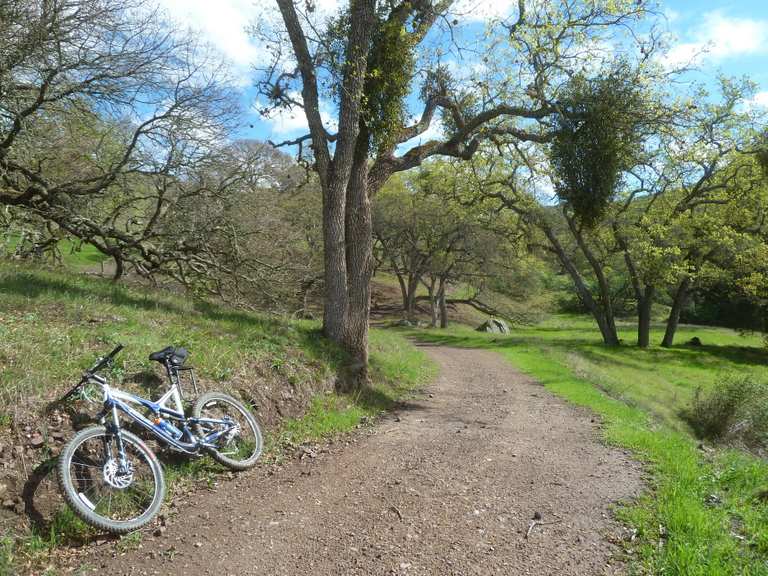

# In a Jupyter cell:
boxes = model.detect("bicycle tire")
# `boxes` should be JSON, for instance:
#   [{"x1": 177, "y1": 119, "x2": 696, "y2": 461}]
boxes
[
  {"x1": 192, "y1": 392, "x2": 263, "y2": 471},
  {"x1": 58, "y1": 426, "x2": 165, "y2": 534}
]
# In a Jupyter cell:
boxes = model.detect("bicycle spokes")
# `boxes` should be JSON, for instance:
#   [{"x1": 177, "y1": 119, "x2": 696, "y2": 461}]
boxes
[
  {"x1": 198, "y1": 401, "x2": 258, "y2": 460},
  {"x1": 67, "y1": 434, "x2": 158, "y2": 523}
]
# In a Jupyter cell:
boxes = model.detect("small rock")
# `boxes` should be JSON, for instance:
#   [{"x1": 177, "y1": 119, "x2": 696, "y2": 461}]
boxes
[
  {"x1": 705, "y1": 493, "x2": 721, "y2": 506},
  {"x1": 28, "y1": 434, "x2": 44, "y2": 448},
  {"x1": 154, "y1": 526, "x2": 166, "y2": 537},
  {"x1": 533, "y1": 511, "x2": 542, "y2": 521},
  {"x1": 194, "y1": 542, "x2": 203, "y2": 548}
]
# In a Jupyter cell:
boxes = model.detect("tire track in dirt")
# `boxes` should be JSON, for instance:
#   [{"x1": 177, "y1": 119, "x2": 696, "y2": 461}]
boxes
[{"x1": 71, "y1": 345, "x2": 643, "y2": 576}]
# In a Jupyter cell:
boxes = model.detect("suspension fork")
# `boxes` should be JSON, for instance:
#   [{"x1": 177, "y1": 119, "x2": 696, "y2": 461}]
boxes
[{"x1": 100, "y1": 402, "x2": 129, "y2": 472}]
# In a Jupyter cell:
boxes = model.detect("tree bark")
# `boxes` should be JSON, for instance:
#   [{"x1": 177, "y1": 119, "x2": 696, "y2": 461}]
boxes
[
  {"x1": 438, "y1": 277, "x2": 448, "y2": 328},
  {"x1": 539, "y1": 221, "x2": 619, "y2": 346},
  {"x1": 341, "y1": 136, "x2": 375, "y2": 388},
  {"x1": 661, "y1": 277, "x2": 690, "y2": 347},
  {"x1": 637, "y1": 285, "x2": 654, "y2": 348},
  {"x1": 614, "y1": 225, "x2": 653, "y2": 348},
  {"x1": 112, "y1": 253, "x2": 124, "y2": 282},
  {"x1": 276, "y1": 0, "x2": 376, "y2": 373},
  {"x1": 405, "y1": 274, "x2": 419, "y2": 319},
  {"x1": 322, "y1": 180, "x2": 349, "y2": 342},
  {"x1": 424, "y1": 277, "x2": 438, "y2": 327},
  {"x1": 393, "y1": 264, "x2": 409, "y2": 311},
  {"x1": 565, "y1": 212, "x2": 619, "y2": 345}
]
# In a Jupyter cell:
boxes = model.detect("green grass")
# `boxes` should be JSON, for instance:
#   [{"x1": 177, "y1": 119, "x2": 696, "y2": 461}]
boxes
[
  {"x1": 0, "y1": 235, "x2": 109, "y2": 269},
  {"x1": 0, "y1": 262, "x2": 343, "y2": 411},
  {"x1": 55, "y1": 239, "x2": 110, "y2": 268},
  {"x1": 272, "y1": 328, "x2": 436, "y2": 451},
  {"x1": 410, "y1": 318, "x2": 768, "y2": 575}
]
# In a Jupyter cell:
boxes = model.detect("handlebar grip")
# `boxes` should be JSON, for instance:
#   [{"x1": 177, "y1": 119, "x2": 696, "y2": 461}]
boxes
[
  {"x1": 90, "y1": 344, "x2": 124, "y2": 373},
  {"x1": 106, "y1": 344, "x2": 124, "y2": 359}
]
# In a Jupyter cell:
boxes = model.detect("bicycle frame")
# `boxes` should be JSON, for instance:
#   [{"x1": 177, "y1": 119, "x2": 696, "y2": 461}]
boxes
[{"x1": 91, "y1": 373, "x2": 236, "y2": 456}]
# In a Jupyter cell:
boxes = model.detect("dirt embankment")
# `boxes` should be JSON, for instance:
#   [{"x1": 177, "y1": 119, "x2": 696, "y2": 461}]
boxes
[
  {"x1": 1, "y1": 352, "x2": 334, "y2": 542},
  {"x1": 70, "y1": 345, "x2": 643, "y2": 576}
]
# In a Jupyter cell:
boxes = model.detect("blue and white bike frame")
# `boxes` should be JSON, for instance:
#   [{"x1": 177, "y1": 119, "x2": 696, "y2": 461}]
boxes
[{"x1": 89, "y1": 373, "x2": 237, "y2": 456}]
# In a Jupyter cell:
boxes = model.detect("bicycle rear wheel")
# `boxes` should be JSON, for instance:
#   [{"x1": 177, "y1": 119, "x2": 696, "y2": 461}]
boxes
[
  {"x1": 192, "y1": 392, "x2": 263, "y2": 471},
  {"x1": 58, "y1": 426, "x2": 165, "y2": 534}
]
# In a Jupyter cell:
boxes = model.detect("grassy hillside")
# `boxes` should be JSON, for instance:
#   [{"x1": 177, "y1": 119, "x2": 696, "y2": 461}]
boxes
[
  {"x1": 412, "y1": 318, "x2": 768, "y2": 575},
  {"x1": 0, "y1": 261, "x2": 435, "y2": 573}
]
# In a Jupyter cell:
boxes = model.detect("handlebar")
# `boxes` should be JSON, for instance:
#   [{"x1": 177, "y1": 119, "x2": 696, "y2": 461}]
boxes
[
  {"x1": 59, "y1": 344, "x2": 124, "y2": 403},
  {"x1": 88, "y1": 344, "x2": 124, "y2": 374}
]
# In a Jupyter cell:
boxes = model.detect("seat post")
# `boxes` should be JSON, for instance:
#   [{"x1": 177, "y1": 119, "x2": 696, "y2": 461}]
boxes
[{"x1": 165, "y1": 361, "x2": 183, "y2": 400}]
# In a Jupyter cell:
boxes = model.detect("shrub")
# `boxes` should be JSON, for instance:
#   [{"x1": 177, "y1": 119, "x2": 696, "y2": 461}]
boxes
[{"x1": 682, "y1": 375, "x2": 768, "y2": 454}]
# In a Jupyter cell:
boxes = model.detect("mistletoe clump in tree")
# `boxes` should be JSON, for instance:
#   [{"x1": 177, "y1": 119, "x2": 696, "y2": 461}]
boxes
[{"x1": 550, "y1": 69, "x2": 646, "y2": 228}]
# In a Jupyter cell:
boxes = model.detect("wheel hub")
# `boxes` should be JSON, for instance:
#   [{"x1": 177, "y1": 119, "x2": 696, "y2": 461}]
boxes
[
  {"x1": 103, "y1": 458, "x2": 134, "y2": 489},
  {"x1": 224, "y1": 423, "x2": 240, "y2": 445}
]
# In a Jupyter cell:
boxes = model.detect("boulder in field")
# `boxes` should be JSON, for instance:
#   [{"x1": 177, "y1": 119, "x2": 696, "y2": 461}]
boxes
[{"x1": 476, "y1": 318, "x2": 510, "y2": 334}]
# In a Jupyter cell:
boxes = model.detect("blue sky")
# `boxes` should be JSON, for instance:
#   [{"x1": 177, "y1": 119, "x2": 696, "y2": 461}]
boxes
[{"x1": 155, "y1": 0, "x2": 768, "y2": 143}]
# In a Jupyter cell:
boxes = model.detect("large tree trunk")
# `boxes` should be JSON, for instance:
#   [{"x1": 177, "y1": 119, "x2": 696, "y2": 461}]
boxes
[
  {"x1": 277, "y1": 0, "x2": 376, "y2": 381},
  {"x1": 661, "y1": 277, "x2": 690, "y2": 347},
  {"x1": 637, "y1": 285, "x2": 654, "y2": 348},
  {"x1": 341, "y1": 138, "x2": 375, "y2": 388},
  {"x1": 391, "y1": 263, "x2": 419, "y2": 319},
  {"x1": 112, "y1": 253, "x2": 124, "y2": 282},
  {"x1": 321, "y1": 179, "x2": 349, "y2": 342},
  {"x1": 405, "y1": 274, "x2": 420, "y2": 319},
  {"x1": 424, "y1": 277, "x2": 438, "y2": 327},
  {"x1": 614, "y1": 226, "x2": 653, "y2": 348},
  {"x1": 394, "y1": 266, "x2": 408, "y2": 311}
]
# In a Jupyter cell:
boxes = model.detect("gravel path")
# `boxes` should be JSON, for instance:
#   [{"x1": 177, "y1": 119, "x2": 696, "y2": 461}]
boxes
[{"x1": 72, "y1": 345, "x2": 642, "y2": 576}]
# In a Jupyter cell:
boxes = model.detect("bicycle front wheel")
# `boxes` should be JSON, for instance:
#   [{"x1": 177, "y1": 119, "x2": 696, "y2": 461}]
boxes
[
  {"x1": 193, "y1": 392, "x2": 263, "y2": 471},
  {"x1": 58, "y1": 426, "x2": 165, "y2": 534}
]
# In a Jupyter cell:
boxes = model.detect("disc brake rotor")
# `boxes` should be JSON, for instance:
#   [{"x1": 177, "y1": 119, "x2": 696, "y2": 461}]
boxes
[{"x1": 103, "y1": 458, "x2": 134, "y2": 489}]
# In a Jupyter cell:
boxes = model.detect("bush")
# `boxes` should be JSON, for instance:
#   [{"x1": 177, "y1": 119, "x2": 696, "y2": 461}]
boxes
[{"x1": 682, "y1": 375, "x2": 768, "y2": 454}]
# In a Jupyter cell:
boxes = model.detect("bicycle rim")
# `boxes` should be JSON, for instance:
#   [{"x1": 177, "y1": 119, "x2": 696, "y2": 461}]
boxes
[
  {"x1": 196, "y1": 395, "x2": 262, "y2": 466},
  {"x1": 61, "y1": 428, "x2": 162, "y2": 529}
]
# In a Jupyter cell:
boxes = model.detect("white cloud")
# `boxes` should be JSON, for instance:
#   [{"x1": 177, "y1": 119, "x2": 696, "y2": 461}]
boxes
[
  {"x1": 255, "y1": 96, "x2": 338, "y2": 139},
  {"x1": 450, "y1": 0, "x2": 517, "y2": 22},
  {"x1": 662, "y1": 11, "x2": 768, "y2": 68},
  {"x1": 750, "y1": 91, "x2": 768, "y2": 108},
  {"x1": 155, "y1": 0, "x2": 266, "y2": 84}
]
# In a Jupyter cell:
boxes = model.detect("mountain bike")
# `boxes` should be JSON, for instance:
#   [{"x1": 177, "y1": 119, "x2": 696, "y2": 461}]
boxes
[{"x1": 57, "y1": 344, "x2": 263, "y2": 534}]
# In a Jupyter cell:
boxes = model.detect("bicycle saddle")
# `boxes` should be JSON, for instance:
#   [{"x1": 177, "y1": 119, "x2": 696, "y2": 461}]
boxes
[{"x1": 149, "y1": 346, "x2": 189, "y2": 366}]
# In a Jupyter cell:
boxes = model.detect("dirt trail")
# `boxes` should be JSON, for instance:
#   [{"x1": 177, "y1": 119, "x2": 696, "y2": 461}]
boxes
[{"x1": 71, "y1": 345, "x2": 642, "y2": 576}]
